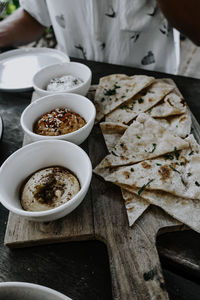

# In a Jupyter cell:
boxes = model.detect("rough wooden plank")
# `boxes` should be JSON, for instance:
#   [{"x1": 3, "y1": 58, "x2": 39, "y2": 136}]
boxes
[
  {"x1": 89, "y1": 124, "x2": 184, "y2": 299},
  {"x1": 4, "y1": 91, "x2": 94, "y2": 247},
  {"x1": 4, "y1": 192, "x2": 94, "y2": 247}
]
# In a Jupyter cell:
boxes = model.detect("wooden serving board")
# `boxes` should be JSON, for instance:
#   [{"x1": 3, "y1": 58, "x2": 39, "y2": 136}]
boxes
[{"x1": 4, "y1": 87, "x2": 200, "y2": 300}]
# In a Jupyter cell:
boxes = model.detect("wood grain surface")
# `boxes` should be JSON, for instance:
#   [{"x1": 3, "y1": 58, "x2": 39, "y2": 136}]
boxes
[{"x1": 4, "y1": 83, "x2": 200, "y2": 299}]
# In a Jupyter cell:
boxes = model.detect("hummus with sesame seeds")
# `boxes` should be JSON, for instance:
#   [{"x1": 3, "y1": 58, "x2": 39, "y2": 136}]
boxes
[
  {"x1": 33, "y1": 107, "x2": 86, "y2": 136},
  {"x1": 20, "y1": 166, "x2": 80, "y2": 212}
]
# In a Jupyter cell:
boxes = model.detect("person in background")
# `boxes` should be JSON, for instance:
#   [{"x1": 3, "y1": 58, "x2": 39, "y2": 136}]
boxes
[{"x1": 0, "y1": 0, "x2": 199, "y2": 74}]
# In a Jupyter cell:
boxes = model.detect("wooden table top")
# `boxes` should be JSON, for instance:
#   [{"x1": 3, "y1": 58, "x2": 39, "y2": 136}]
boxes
[{"x1": 0, "y1": 57, "x2": 200, "y2": 300}]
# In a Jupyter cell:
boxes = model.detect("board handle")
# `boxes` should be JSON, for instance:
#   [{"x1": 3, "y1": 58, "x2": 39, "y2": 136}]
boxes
[
  {"x1": 104, "y1": 223, "x2": 169, "y2": 300},
  {"x1": 93, "y1": 192, "x2": 181, "y2": 300}
]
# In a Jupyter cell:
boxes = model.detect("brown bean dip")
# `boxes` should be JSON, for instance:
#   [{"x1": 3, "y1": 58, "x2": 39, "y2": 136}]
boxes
[
  {"x1": 20, "y1": 166, "x2": 80, "y2": 212},
  {"x1": 33, "y1": 107, "x2": 86, "y2": 136}
]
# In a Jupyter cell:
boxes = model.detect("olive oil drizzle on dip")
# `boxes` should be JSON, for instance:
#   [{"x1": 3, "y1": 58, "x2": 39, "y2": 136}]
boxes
[
  {"x1": 33, "y1": 107, "x2": 86, "y2": 136},
  {"x1": 20, "y1": 166, "x2": 80, "y2": 212}
]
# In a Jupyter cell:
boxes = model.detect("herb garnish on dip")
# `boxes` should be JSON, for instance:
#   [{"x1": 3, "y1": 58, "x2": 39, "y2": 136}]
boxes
[{"x1": 21, "y1": 166, "x2": 80, "y2": 212}]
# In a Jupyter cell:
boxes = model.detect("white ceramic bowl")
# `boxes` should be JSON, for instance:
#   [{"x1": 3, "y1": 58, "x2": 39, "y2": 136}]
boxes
[
  {"x1": 0, "y1": 140, "x2": 92, "y2": 222},
  {"x1": 20, "y1": 93, "x2": 96, "y2": 145},
  {"x1": 0, "y1": 282, "x2": 71, "y2": 300},
  {"x1": 33, "y1": 62, "x2": 92, "y2": 96}
]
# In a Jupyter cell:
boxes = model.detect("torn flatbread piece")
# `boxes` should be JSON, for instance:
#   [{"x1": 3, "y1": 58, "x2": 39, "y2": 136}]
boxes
[
  {"x1": 147, "y1": 91, "x2": 187, "y2": 117},
  {"x1": 100, "y1": 122, "x2": 150, "y2": 225},
  {"x1": 97, "y1": 113, "x2": 189, "y2": 168},
  {"x1": 100, "y1": 122, "x2": 128, "y2": 152},
  {"x1": 94, "y1": 74, "x2": 155, "y2": 122},
  {"x1": 101, "y1": 110, "x2": 191, "y2": 147},
  {"x1": 121, "y1": 189, "x2": 149, "y2": 227},
  {"x1": 105, "y1": 135, "x2": 200, "y2": 200},
  {"x1": 99, "y1": 121, "x2": 149, "y2": 224},
  {"x1": 93, "y1": 165, "x2": 150, "y2": 227},
  {"x1": 93, "y1": 158, "x2": 120, "y2": 178},
  {"x1": 105, "y1": 80, "x2": 174, "y2": 124},
  {"x1": 119, "y1": 185, "x2": 200, "y2": 233},
  {"x1": 154, "y1": 110, "x2": 192, "y2": 138}
]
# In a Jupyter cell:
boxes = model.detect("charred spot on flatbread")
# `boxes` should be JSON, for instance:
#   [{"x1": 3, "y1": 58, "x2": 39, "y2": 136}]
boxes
[
  {"x1": 141, "y1": 161, "x2": 152, "y2": 169},
  {"x1": 179, "y1": 115, "x2": 186, "y2": 122},
  {"x1": 123, "y1": 171, "x2": 131, "y2": 179},
  {"x1": 158, "y1": 164, "x2": 172, "y2": 181}
]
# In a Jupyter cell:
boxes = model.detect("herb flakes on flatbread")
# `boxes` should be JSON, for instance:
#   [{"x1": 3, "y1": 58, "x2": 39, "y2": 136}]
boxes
[
  {"x1": 120, "y1": 185, "x2": 200, "y2": 233},
  {"x1": 98, "y1": 113, "x2": 189, "y2": 168},
  {"x1": 105, "y1": 135, "x2": 200, "y2": 200},
  {"x1": 93, "y1": 73, "x2": 200, "y2": 232},
  {"x1": 99, "y1": 121, "x2": 150, "y2": 225},
  {"x1": 105, "y1": 80, "x2": 174, "y2": 124},
  {"x1": 94, "y1": 74, "x2": 155, "y2": 122}
]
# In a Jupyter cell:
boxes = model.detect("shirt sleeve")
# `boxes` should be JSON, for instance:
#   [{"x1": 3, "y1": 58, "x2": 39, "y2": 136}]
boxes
[{"x1": 19, "y1": 0, "x2": 52, "y2": 27}]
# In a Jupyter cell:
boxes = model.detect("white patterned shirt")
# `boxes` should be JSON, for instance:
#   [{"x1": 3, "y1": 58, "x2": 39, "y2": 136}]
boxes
[{"x1": 20, "y1": 0, "x2": 180, "y2": 74}]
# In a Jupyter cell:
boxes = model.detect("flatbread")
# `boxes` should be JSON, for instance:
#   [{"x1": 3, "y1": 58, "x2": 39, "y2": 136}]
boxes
[
  {"x1": 105, "y1": 135, "x2": 200, "y2": 200},
  {"x1": 94, "y1": 147, "x2": 200, "y2": 230},
  {"x1": 121, "y1": 189, "x2": 149, "y2": 227},
  {"x1": 99, "y1": 121, "x2": 150, "y2": 225},
  {"x1": 100, "y1": 111, "x2": 191, "y2": 155},
  {"x1": 105, "y1": 80, "x2": 174, "y2": 124},
  {"x1": 147, "y1": 91, "x2": 187, "y2": 117},
  {"x1": 154, "y1": 109, "x2": 192, "y2": 138},
  {"x1": 100, "y1": 122, "x2": 128, "y2": 152},
  {"x1": 93, "y1": 74, "x2": 200, "y2": 233},
  {"x1": 99, "y1": 133, "x2": 200, "y2": 232},
  {"x1": 94, "y1": 74, "x2": 155, "y2": 122},
  {"x1": 120, "y1": 185, "x2": 200, "y2": 233},
  {"x1": 97, "y1": 113, "x2": 189, "y2": 168}
]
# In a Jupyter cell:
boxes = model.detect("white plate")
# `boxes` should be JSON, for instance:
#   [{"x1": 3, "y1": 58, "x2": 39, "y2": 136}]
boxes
[
  {"x1": 0, "y1": 115, "x2": 2, "y2": 139},
  {"x1": 0, "y1": 48, "x2": 70, "y2": 92}
]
